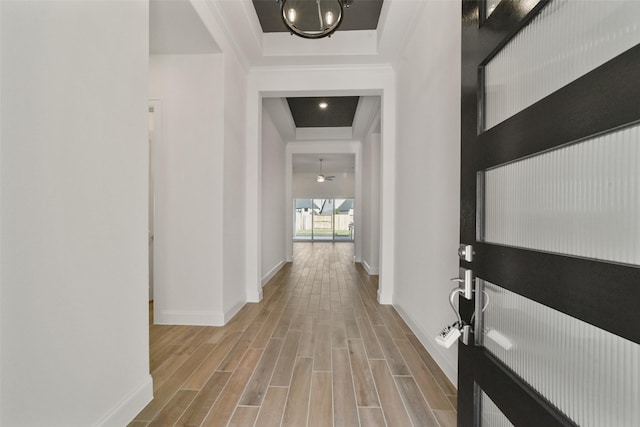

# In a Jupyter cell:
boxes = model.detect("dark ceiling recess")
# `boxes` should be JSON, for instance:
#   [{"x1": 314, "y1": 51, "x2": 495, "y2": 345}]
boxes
[
  {"x1": 252, "y1": 0, "x2": 383, "y2": 33},
  {"x1": 287, "y1": 96, "x2": 360, "y2": 127}
]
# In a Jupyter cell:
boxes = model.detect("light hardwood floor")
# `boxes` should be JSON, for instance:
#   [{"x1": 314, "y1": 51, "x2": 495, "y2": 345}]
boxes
[{"x1": 131, "y1": 242, "x2": 457, "y2": 427}]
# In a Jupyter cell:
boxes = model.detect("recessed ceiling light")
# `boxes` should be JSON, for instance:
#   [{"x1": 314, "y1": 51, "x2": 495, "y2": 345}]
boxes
[{"x1": 319, "y1": 102, "x2": 328, "y2": 109}]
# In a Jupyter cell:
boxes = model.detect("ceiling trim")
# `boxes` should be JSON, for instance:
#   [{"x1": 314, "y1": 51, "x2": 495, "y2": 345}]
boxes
[
  {"x1": 239, "y1": 0, "x2": 265, "y2": 41},
  {"x1": 296, "y1": 127, "x2": 353, "y2": 140},
  {"x1": 352, "y1": 96, "x2": 381, "y2": 141},
  {"x1": 249, "y1": 64, "x2": 393, "y2": 102},
  {"x1": 251, "y1": 62, "x2": 394, "y2": 75},
  {"x1": 377, "y1": 0, "x2": 427, "y2": 62},
  {"x1": 150, "y1": 0, "x2": 221, "y2": 55},
  {"x1": 200, "y1": 0, "x2": 259, "y2": 71},
  {"x1": 263, "y1": 30, "x2": 377, "y2": 57},
  {"x1": 262, "y1": 97, "x2": 296, "y2": 142}
]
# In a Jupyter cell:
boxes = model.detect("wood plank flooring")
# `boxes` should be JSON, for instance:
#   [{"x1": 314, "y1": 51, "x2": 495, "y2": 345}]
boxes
[{"x1": 131, "y1": 242, "x2": 457, "y2": 426}]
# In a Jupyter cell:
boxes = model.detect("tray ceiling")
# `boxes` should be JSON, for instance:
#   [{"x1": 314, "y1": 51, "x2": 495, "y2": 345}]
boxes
[
  {"x1": 252, "y1": 0, "x2": 384, "y2": 33},
  {"x1": 287, "y1": 96, "x2": 359, "y2": 128}
]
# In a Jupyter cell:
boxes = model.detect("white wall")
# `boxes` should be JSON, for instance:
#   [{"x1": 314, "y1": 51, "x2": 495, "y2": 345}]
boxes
[
  {"x1": 261, "y1": 107, "x2": 286, "y2": 285},
  {"x1": 1, "y1": 1, "x2": 152, "y2": 425},
  {"x1": 222, "y1": 52, "x2": 248, "y2": 317},
  {"x1": 149, "y1": 54, "x2": 225, "y2": 325},
  {"x1": 292, "y1": 171, "x2": 355, "y2": 199},
  {"x1": 392, "y1": 0, "x2": 462, "y2": 385},
  {"x1": 361, "y1": 128, "x2": 381, "y2": 275}
]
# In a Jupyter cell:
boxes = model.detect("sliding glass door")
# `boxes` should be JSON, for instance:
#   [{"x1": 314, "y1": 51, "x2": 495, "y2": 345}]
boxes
[
  {"x1": 312, "y1": 199, "x2": 334, "y2": 241},
  {"x1": 294, "y1": 198, "x2": 354, "y2": 242},
  {"x1": 334, "y1": 199, "x2": 354, "y2": 241},
  {"x1": 294, "y1": 199, "x2": 313, "y2": 240}
]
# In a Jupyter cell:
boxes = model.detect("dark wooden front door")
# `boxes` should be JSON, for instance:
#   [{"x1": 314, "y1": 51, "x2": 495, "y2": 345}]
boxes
[{"x1": 458, "y1": 1, "x2": 640, "y2": 426}]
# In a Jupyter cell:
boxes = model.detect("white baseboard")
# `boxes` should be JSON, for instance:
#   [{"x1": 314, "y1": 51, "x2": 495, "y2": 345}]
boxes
[
  {"x1": 262, "y1": 260, "x2": 285, "y2": 287},
  {"x1": 246, "y1": 286, "x2": 263, "y2": 303},
  {"x1": 393, "y1": 303, "x2": 458, "y2": 388},
  {"x1": 362, "y1": 260, "x2": 379, "y2": 275},
  {"x1": 377, "y1": 288, "x2": 392, "y2": 305},
  {"x1": 155, "y1": 309, "x2": 225, "y2": 326},
  {"x1": 95, "y1": 375, "x2": 153, "y2": 427},
  {"x1": 223, "y1": 299, "x2": 245, "y2": 323}
]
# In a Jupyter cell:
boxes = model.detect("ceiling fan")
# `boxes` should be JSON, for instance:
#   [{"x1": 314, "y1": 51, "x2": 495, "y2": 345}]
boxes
[{"x1": 316, "y1": 158, "x2": 335, "y2": 182}]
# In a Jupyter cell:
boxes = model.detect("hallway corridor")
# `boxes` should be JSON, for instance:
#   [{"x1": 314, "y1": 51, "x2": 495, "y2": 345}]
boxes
[{"x1": 131, "y1": 243, "x2": 457, "y2": 426}]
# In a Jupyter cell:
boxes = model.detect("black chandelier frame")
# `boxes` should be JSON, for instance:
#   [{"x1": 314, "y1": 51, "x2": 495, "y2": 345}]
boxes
[{"x1": 278, "y1": 0, "x2": 353, "y2": 39}]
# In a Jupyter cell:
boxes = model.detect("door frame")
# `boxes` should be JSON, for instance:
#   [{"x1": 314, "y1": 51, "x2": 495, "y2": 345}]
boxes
[
  {"x1": 148, "y1": 99, "x2": 162, "y2": 304},
  {"x1": 285, "y1": 141, "x2": 362, "y2": 261},
  {"x1": 458, "y1": 1, "x2": 640, "y2": 425}
]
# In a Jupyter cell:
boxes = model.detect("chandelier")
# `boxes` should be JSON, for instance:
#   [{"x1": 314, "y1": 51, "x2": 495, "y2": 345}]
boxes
[{"x1": 277, "y1": 0, "x2": 353, "y2": 39}]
